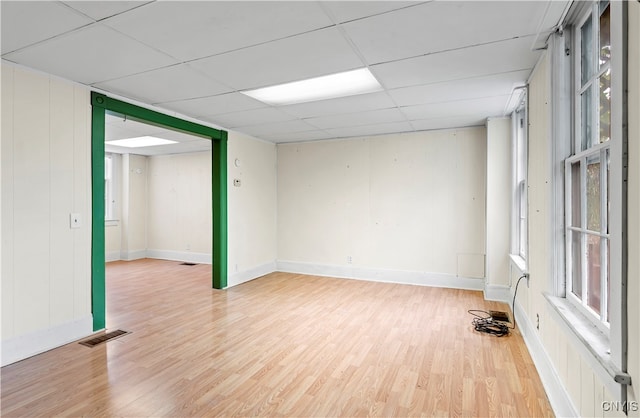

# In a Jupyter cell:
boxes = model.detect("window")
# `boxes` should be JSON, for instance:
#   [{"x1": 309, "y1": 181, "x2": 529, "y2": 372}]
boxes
[
  {"x1": 512, "y1": 93, "x2": 528, "y2": 261},
  {"x1": 565, "y1": 0, "x2": 612, "y2": 330},
  {"x1": 547, "y1": 0, "x2": 628, "y2": 400},
  {"x1": 105, "y1": 153, "x2": 116, "y2": 221}
]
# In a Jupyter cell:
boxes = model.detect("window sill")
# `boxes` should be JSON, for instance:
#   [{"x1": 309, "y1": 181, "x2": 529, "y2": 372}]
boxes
[
  {"x1": 509, "y1": 254, "x2": 527, "y2": 274},
  {"x1": 544, "y1": 294, "x2": 631, "y2": 398},
  {"x1": 105, "y1": 220, "x2": 119, "y2": 227}
]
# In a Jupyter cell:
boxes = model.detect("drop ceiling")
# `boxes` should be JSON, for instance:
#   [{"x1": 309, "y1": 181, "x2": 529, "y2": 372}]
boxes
[{"x1": 1, "y1": 1, "x2": 569, "y2": 145}]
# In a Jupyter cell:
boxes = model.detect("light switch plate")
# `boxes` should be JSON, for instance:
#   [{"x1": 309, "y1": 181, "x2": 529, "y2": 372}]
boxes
[{"x1": 70, "y1": 213, "x2": 82, "y2": 229}]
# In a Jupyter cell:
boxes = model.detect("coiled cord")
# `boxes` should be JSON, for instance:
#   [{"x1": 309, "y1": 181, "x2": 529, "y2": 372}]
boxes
[{"x1": 468, "y1": 274, "x2": 527, "y2": 337}]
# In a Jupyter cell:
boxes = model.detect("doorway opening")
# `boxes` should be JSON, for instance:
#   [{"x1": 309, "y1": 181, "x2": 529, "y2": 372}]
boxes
[{"x1": 91, "y1": 92, "x2": 227, "y2": 331}]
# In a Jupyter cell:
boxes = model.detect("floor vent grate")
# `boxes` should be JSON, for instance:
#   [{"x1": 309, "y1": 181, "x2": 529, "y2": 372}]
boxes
[
  {"x1": 489, "y1": 310, "x2": 511, "y2": 323},
  {"x1": 180, "y1": 262, "x2": 197, "y2": 266},
  {"x1": 79, "y1": 330, "x2": 130, "y2": 347}
]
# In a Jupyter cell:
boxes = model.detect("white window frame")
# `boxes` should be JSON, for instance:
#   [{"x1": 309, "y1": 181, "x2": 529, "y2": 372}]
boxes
[
  {"x1": 511, "y1": 92, "x2": 528, "y2": 263},
  {"x1": 547, "y1": 0, "x2": 629, "y2": 403}
]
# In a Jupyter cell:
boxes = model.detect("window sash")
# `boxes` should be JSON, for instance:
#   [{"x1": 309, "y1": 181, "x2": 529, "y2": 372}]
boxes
[
  {"x1": 565, "y1": 143, "x2": 610, "y2": 331},
  {"x1": 574, "y1": 2, "x2": 612, "y2": 155}
]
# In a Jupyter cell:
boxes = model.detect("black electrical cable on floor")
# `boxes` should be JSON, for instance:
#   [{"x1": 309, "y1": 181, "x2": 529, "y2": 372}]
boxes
[
  {"x1": 508, "y1": 274, "x2": 527, "y2": 330},
  {"x1": 468, "y1": 274, "x2": 528, "y2": 337},
  {"x1": 468, "y1": 310, "x2": 510, "y2": 336}
]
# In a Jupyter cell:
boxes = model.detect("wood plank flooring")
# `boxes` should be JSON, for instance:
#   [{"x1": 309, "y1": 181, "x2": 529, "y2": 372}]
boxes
[{"x1": 1, "y1": 259, "x2": 553, "y2": 417}]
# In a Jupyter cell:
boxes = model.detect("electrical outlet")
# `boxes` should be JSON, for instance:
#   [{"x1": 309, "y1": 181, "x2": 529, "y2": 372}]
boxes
[
  {"x1": 525, "y1": 272, "x2": 530, "y2": 287},
  {"x1": 347, "y1": 255, "x2": 353, "y2": 264},
  {"x1": 536, "y1": 313, "x2": 540, "y2": 330}
]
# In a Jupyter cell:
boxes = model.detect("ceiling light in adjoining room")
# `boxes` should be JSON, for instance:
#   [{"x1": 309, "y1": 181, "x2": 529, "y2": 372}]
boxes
[
  {"x1": 242, "y1": 68, "x2": 383, "y2": 106},
  {"x1": 106, "y1": 136, "x2": 178, "y2": 148}
]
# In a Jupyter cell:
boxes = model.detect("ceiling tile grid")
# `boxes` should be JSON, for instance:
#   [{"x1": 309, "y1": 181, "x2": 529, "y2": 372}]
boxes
[
  {"x1": 94, "y1": 63, "x2": 235, "y2": 105},
  {"x1": 1, "y1": 1, "x2": 94, "y2": 54},
  {"x1": 187, "y1": 27, "x2": 367, "y2": 91},
  {"x1": 0, "y1": 0, "x2": 567, "y2": 146},
  {"x1": 100, "y1": 1, "x2": 336, "y2": 62},
  {"x1": 340, "y1": 1, "x2": 547, "y2": 65},
  {"x1": 3, "y1": 24, "x2": 179, "y2": 85}
]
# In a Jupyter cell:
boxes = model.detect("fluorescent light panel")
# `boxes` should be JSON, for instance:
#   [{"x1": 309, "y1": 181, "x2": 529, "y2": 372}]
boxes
[
  {"x1": 106, "y1": 136, "x2": 177, "y2": 148},
  {"x1": 242, "y1": 68, "x2": 383, "y2": 106}
]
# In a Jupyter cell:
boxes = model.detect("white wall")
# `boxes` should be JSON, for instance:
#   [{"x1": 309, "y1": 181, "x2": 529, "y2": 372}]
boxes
[
  {"x1": 146, "y1": 151, "x2": 212, "y2": 263},
  {"x1": 120, "y1": 154, "x2": 148, "y2": 260},
  {"x1": 277, "y1": 128, "x2": 486, "y2": 288},
  {"x1": 105, "y1": 153, "x2": 122, "y2": 262},
  {"x1": 1, "y1": 63, "x2": 93, "y2": 365},
  {"x1": 485, "y1": 117, "x2": 511, "y2": 290},
  {"x1": 227, "y1": 131, "x2": 278, "y2": 287}
]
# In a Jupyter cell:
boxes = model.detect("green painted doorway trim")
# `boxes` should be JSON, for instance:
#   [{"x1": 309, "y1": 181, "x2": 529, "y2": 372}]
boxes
[{"x1": 90, "y1": 92, "x2": 228, "y2": 331}]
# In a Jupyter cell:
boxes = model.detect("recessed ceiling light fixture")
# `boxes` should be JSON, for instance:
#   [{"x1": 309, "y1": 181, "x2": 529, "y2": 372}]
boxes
[
  {"x1": 106, "y1": 136, "x2": 178, "y2": 148},
  {"x1": 242, "y1": 68, "x2": 383, "y2": 106}
]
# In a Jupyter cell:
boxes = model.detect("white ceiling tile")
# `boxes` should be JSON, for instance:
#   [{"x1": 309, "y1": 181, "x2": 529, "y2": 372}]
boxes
[
  {"x1": 94, "y1": 64, "x2": 233, "y2": 104},
  {"x1": 322, "y1": 2, "x2": 424, "y2": 23},
  {"x1": 158, "y1": 93, "x2": 267, "y2": 118},
  {"x1": 388, "y1": 70, "x2": 530, "y2": 107},
  {"x1": 371, "y1": 36, "x2": 540, "y2": 89},
  {"x1": 305, "y1": 108, "x2": 406, "y2": 130},
  {"x1": 279, "y1": 91, "x2": 396, "y2": 119},
  {"x1": 3, "y1": 25, "x2": 177, "y2": 84},
  {"x1": 342, "y1": 1, "x2": 548, "y2": 64},
  {"x1": 188, "y1": 27, "x2": 365, "y2": 90},
  {"x1": 62, "y1": 1, "x2": 152, "y2": 21},
  {"x1": 401, "y1": 95, "x2": 511, "y2": 121},
  {"x1": 326, "y1": 121, "x2": 414, "y2": 138},
  {"x1": 1, "y1": 2, "x2": 93, "y2": 54},
  {"x1": 103, "y1": 1, "x2": 335, "y2": 61},
  {"x1": 235, "y1": 120, "x2": 320, "y2": 137},
  {"x1": 411, "y1": 116, "x2": 487, "y2": 131},
  {"x1": 210, "y1": 108, "x2": 297, "y2": 129}
]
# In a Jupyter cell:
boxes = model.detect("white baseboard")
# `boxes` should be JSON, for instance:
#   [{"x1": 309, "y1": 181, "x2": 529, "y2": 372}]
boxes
[
  {"x1": 146, "y1": 249, "x2": 212, "y2": 264},
  {"x1": 484, "y1": 284, "x2": 511, "y2": 302},
  {"x1": 105, "y1": 251, "x2": 121, "y2": 262},
  {"x1": 1, "y1": 315, "x2": 94, "y2": 366},
  {"x1": 276, "y1": 260, "x2": 485, "y2": 290},
  {"x1": 227, "y1": 261, "x2": 277, "y2": 288},
  {"x1": 513, "y1": 297, "x2": 578, "y2": 417}
]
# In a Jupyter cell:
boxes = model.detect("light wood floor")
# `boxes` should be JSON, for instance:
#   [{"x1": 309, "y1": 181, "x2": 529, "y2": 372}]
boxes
[{"x1": 1, "y1": 259, "x2": 553, "y2": 417}]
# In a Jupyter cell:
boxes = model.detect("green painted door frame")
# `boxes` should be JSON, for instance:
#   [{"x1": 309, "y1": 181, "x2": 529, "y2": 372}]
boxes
[{"x1": 91, "y1": 92, "x2": 227, "y2": 331}]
